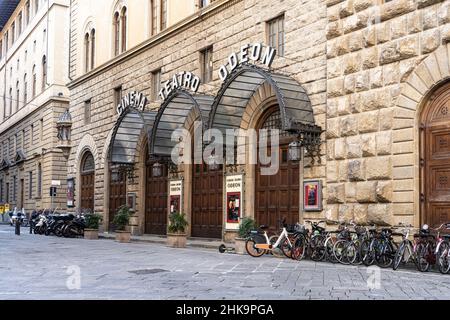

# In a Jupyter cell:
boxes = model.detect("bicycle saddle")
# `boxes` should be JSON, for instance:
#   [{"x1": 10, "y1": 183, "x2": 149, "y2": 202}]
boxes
[{"x1": 259, "y1": 225, "x2": 269, "y2": 230}]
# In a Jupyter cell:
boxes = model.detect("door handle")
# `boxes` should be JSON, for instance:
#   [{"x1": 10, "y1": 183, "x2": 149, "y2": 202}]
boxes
[{"x1": 420, "y1": 193, "x2": 425, "y2": 202}]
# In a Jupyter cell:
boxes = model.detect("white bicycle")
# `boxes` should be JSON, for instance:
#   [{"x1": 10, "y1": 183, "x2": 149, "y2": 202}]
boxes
[{"x1": 245, "y1": 220, "x2": 294, "y2": 258}]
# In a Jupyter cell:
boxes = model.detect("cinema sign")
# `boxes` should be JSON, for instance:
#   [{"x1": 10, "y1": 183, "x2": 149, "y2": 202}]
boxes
[
  {"x1": 218, "y1": 43, "x2": 276, "y2": 81},
  {"x1": 116, "y1": 91, "x2": 148, "y2": 116}
]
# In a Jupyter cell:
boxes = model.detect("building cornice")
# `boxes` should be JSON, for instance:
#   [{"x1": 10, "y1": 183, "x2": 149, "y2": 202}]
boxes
[{"x1": 68, "y1": 0, "x2": 242, "y2": 89}]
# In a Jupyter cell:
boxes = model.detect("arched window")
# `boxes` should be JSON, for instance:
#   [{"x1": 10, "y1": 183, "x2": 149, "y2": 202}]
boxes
[
  {"x1": 121, "y1": 7, "x2": 127, "y2": 53},
  {"x1": 84, "y1": 32, "x2": 90, "y2": 72},
  {"x1": 82, "y1": 152, "x2": 95, "y2": 174},
  {"x1": 23, "y1": 74, "x2": 27, "y2": 104},
  {"x1": 113, "y1": 12, "x2": 120, "y2": 56},
  {"x1": 90, "y1": 29, "x2": 95, "y2": 70},
  {"x1": 41, "y1": 55, "x2": 47, "y2": 91},
  {"x1": 32, "y1": 65, "x2": 36, "y2": 98}
]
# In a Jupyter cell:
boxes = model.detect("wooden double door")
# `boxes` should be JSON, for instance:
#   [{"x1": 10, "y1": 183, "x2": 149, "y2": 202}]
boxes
[
  {"x1": 192, "y1": 163, "x2": 223, "y2": 238},
  {"x1": 145, "y1": 162, "x2": 168, "y2": 235},
  {"x1": 255, "y1": 144, "x2": 300, "y2": 232},
  {"x1": 109, "y1": 170, "x2": 126, "y2": 230},
  {"x1": 422, "y1": 82, "x2": 450, "y2": 227}
]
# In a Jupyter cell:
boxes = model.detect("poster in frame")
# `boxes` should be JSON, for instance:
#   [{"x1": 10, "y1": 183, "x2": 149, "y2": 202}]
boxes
[
  {"x1": 303, "y1": 180, "x2": 322, "y2": 211},
  {"x1": 67, "y1": 178, "x2": 75, "y2": 208}
]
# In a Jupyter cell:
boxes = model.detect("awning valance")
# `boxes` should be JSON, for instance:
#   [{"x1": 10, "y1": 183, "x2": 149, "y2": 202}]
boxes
[
  {"x1": 150, "y1": 89, "x2": 214, "y2": 157},
  {"x1": 109, "y1": 109, "x2": 156, "y2": 164},
  {"x1": 209, "y1": 64, "x2": 316, "y2": 133}
]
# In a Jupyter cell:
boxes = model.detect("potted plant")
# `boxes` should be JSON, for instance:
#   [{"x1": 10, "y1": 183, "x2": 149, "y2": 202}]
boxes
[
  {"x1": 235, "y1": 217, "x2": 256, "y2": 254},
  {"x1": 84, "y1": 212, "x2": 103, "y2": 240},
  {"x1": 113, "y1": 205, "x2": 131, "y2": 243},
  {"x1": 167, "y1": 212, "x2": 188, "y2": 248}
]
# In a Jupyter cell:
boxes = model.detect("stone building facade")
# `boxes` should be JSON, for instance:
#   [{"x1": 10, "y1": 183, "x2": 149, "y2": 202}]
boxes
[
  {"x1": 66, "y1": 0, "x2": 450, "y2": 240},
  {"x1": 0, "y1": 0, "x2": 71, "y2": 216}
]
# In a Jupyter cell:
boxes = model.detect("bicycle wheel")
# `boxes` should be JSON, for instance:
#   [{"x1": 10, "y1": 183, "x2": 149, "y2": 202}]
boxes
[
  {"x1": 309, "y1": 235, "x2": 326, "y2": 261},
  {"x1": 416, "y1": 242, "x2": 430, "y2": 272},
  {"x1": 291, "y1": 235, "x2": 307, "y2": 261},
  {"x1": 346, "y1": 241, "x2": 359, "y2": 265},
  {"x1": 393, "y1": 242, "x2": 406, "y2": 270},
  {"x1": 281, "y1": 238, "x2": 293, "y2": 258},
  {"x1": 376, "y1": 240, "x2": 395, "y2": 268},
  {"x1": 333, "y1": 240, "x2": 348, "y2": 264},
  {"x1": 245, "y1": 239, "x2": 265, "y2": 257},
  {"x1": 437, "y1": 241, "x2": 450, "y2": 274},
  {"x1": 361, "y1": 239, "x2": 375, "y2": 266}
]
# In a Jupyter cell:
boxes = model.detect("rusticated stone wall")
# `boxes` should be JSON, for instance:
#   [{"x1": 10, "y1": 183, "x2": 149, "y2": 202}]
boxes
[{"x1": 325, "y1": 0, "x2": 450, "y2": 226}]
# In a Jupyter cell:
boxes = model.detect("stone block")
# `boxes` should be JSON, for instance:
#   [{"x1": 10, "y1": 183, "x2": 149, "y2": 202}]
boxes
[
  {"x1": 346, "y1": 136, "x2": 361, "y2": 158},
  {"x1": 338, "y1": 203, "x2": 354, "y2": 222},
  {"x1": 328, "y1": 78, "x2": 344, "y2": 97},
  {"x1": 326, "y1": 117, "x2": 340, "y2": 138},
  {"x1": 348, "y1": 30, "x2": 364, "y2": 51},
  {"x1": 417, "y1": 0, "x2": 444, "y2": 9},
  {"x1": 337, "y1": 96, "x2": 351, "y2": 115},
  {"x1": 376, "y1": 131, "x2": 392, "y2": 155},
  {"x1": 327, "y1": 21, "x2": 343, "y2": 39},
  {"x1": 383, "y1": 62, "x2": 400, "y2": 85},
  {"x1": 367, "y1": 204, "x2": 393, "y2": 226},
  {"x1": 338, "y1": 160, "x2": 348, "y2": 182},
  {"x1": 393, "y1": 179, "x2": 414, "y2": 191},
  {"x1": 341, "y1": 116, "x2": 358, "y2": 136},
  {"x1": 325, "y1": 204, "x2": 339, "y2": 221},
  {"x1": 361, "y1": 133, "x2": 376, "y2": 157},
  {"x1": 353, "y1": 204, "x2": 368, "y2": 224},
  {"x1": 356, "y1": 181, "x2": 377, "y2": 203},
  {"x1": 442, "y1": 24, "x2": 450, "y2": 43},
  {"x1": 363, "y1": 27, "x2": 376, "y2": 47},
  {"x1": 328, "y1": 58, "x2": 343, "y2": 78},
  {"x1": 354, "y1": 0, "x2": 372, "y2": 12},
  {"x1": 421, "y1": 29, "x2": 440, "y2": 54},
  {"x1": 336, "y1": 36, "x2": 350, "y2": 55},
  {"x1": 327, "y1": 40, "x2": 338, "y2": 58},
  {"x1": 355, "y1": 71, "x2": 369, "y2": 92},
  {"x1": 344, "y1": 53, "x2": 361, "y2": 74},
  {"x1": 345, "y1": 182, "x2": 357, "y2": 202},
  {"x1": 358, "y1": 110, "x2": 379, "y2": 133},
  {"x1": 327, "y1": 98, "x2": 339, "y2": 118},
  {"x1": 334, "y1": 138, "x2": 347, "y2": 159},
  {"x1": 391, "y1": 16, "x2": 407, "y2": 40},
  {"x1": 344, "y1": 74, "x2": 356, "y2": 94},
  {"x1": 344, "y1": 12, "x2": 368, "y2": 33},
  {"x1": 370, "y1": 67, "x2": 383, "y2": 88},
  {"x1": 365, "y1": 156, "x2": 392, "y2": 180},
  {"x1": 327, "y1": 183, "x2": 345, "y2": 203},
  {"x1": 348, "y1": 93, "x2": 361, "y2": 113},
  {"x1": 362, "y1": 47, "x2": 378, "y2": 69},
  {"x1": 422, "y1": 6, "x2": 438, "y2": 30},
  {"x1": 327, "y1": 161, "x2": 339, "y2": 182},
  {"x1": 339, "y1": 0, "x2": 354, "y2": 18},
  {"x1": 407, "y1": 11, "x2": 422, "y2": 34},
  {"x1": 380, "y1": 36, "x2": 418, "y2": 65},
  {"x1": 376, "y1": 181, "x2": 393, "y2": 202},
  {"x1": 379, "y1": 108, "x2": 394, "y2": 130},
  {"x1": 399, "y1": 58, "x2": 419, "y2": 82},
  {"x1": 327, "y1": 139, "x2": 335, "y2": 160},
  {"x1": 348, "y1": 159, "x2": 365, "y2": 180},
  {"x1": 380, "y1": 0, "x2": 416, "y2": 22},
  {"x1": 392, "y1": 191, "x2": 414, "y2": 203},
  {"x1": 438, "y1": 2, "x2": 450, "y2": 24}
]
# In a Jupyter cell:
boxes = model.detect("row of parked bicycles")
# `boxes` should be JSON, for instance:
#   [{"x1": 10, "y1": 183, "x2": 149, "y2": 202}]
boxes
[
  {"x1": 29, "y1": 209, "x2": 86, "y2": 238},
  {"x1": 245, "y1": 219, "x2": 450, "y2": 274}
]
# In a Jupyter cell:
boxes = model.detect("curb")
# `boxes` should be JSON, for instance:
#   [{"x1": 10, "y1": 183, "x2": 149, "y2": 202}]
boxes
[{"x1": 98, "y1": 234, "x2": 222, "y2": 250}]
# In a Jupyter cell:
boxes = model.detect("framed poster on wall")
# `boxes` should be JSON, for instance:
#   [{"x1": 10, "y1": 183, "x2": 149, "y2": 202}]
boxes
[
  {"x1": 225, "y1": 174, "x2": 243, "y2": 230},
  {"x1": 67, "y1": 178, "x2": 75, "y2": 208},
  {"x1": 303, "y1": 180, "x2": 322, "y2": 211},
  {"x1": 127, "y1": 193, "x2": 136, "y2": 212},
  {"x1": 169, "y1": 180, "x2": 183, "y2": 214}
]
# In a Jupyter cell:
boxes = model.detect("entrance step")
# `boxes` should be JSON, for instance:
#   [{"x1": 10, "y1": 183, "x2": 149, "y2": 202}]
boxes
[{"x1": 98, "y1": 232, "x2": 225, "y2": 250}]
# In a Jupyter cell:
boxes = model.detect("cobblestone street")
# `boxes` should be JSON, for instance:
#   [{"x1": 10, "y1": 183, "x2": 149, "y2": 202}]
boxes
[{"x1": 1, "y1": 224, "x2": 450, "y2": 300}]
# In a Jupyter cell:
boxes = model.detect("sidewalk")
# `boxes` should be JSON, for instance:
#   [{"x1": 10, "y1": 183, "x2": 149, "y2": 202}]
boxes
[{"x1": 98, "y1": 232, "x2": 227, "y2": 250}]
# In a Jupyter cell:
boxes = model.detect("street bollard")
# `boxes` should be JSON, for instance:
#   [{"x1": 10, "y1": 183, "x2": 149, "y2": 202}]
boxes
[{"x1": 15, "y1": 219, "x2": 21, "y2": 236}]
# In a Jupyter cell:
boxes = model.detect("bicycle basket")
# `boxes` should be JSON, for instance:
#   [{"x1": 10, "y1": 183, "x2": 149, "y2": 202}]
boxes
[
  {"x1": 286, "y1": 224, "x2": 296, "y2": 233},
  {"x1": 294, "y1": 223, "x2": 306, "y2": 233}
]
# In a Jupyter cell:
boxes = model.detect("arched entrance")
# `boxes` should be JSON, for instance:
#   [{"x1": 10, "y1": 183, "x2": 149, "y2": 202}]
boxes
[
  {"x1": 255, "y1": 108, "x2": 299, "y2": 231},
  {"x1": 80, "y1": 151, "x2": 95, "y2": 212},
  {"x1": 421, "y1": 81, "x2": 450, "y2": 227},
  {"x1": 191, "y1": 161, "x2": 223, "y2": 238},
  {"x1": 145, "y1": 156, "x2": 168, "y2": 235}
]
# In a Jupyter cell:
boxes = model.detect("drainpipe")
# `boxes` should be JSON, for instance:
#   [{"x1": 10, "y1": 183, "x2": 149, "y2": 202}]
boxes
[
  {"x1": 45, "y1": 0, "x2": 50, "y2": 87},
  {"x1": 68, "y1": 0, "x2": 73, "y2": 82}
]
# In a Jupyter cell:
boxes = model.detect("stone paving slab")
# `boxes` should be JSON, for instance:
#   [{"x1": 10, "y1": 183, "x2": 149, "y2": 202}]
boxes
[{"x1": 1, "y1": 225, "x2": 450, "y2": 300}]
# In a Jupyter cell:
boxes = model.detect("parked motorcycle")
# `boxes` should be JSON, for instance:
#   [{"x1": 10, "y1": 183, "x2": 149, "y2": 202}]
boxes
[{"x1": 62, "y1": 214, "x2": 86, "y2": 238}]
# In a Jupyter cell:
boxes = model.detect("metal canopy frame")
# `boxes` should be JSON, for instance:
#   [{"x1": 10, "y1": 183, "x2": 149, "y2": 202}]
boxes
[
  {"x1": 209, "y1": 64, "x2": 319, "y2": 135},
  {"x1": 108, "y1": 108, "x2": 156, "y2": 165},
  {"x1": 150, "y1": 89, "x2": 214, "y2": 158}
]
